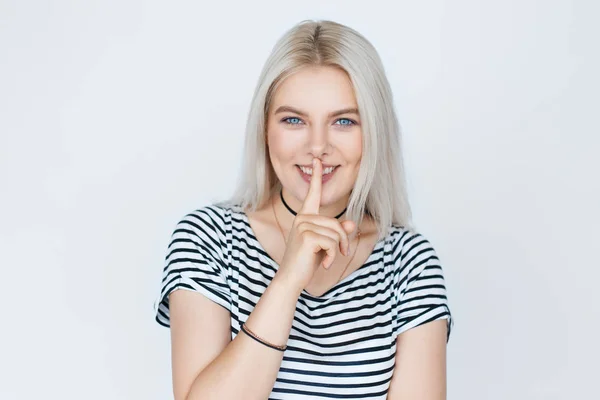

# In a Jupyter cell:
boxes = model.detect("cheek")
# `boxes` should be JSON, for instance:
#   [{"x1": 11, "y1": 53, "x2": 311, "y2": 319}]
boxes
[
  {"x1": 267, "y1": 129, "x2": 298, "y2": 163},
  {"x1": 353, "y1": 138, "x2": 363, "y2": 161},
  {"x1": 268, "y1": 127, "x2": 303, "y2": 156},
  {"x1": 338, "y1": 131, "x2": 362, "y2": 162},
  {"x1": 354, "y1": 130, "x2": 363, "y2": 160}
]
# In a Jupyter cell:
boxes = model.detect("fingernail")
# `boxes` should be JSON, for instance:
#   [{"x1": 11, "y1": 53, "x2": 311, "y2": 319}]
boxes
[{"x1": 347, "y1": 244, "x2": 350, "y2": 255}]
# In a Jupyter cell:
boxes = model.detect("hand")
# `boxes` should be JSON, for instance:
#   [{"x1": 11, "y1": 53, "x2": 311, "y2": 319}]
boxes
[{"x1": 275, "y1": 158, "x2": 356, "y2": 294}]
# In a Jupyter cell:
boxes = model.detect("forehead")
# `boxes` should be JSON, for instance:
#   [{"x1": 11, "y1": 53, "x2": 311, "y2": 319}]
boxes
[{"x1": 271, "y1": 66, "x2": 357, "y2": 113}]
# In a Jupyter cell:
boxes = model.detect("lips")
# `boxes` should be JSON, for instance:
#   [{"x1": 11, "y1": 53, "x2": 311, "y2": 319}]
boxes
[
  {"x1": 296, "y1": 164, "x2": 340, "y2": 173},
  {"x1": 296, "y1": 165, "x2": 339, "y2": 184},
  {"x1": 296, "y1": 164, "x2": 339, "y2": 169}
]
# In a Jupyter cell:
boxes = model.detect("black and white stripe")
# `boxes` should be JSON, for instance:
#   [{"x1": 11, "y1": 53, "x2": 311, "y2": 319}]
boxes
[{"x1": 154, "y1": 204, "x2": 453, "y2": 399}]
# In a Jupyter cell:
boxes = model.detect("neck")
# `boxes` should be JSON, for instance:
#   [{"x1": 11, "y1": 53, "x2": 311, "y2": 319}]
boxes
[{"x1": 275, "y1": 187, "x2": 350, "y2": 225}]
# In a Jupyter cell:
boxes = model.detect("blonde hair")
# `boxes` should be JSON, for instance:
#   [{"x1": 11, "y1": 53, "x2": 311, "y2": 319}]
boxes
[{"x1": 215, "y1": 19, "x2": 414, "y2": 240}]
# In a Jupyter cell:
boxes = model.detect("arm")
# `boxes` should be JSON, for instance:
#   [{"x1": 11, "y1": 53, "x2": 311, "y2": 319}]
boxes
[
  {"x1": 386, "y1": 318, "x2": 448, "y2": 400},
  {"x1": 169, "y1": 272, "x2": 300, "y2": 400}
]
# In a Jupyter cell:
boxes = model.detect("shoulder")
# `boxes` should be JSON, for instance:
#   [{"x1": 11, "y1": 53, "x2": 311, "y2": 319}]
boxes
[
  {"x1": 386, "y1": 225, "x2": 453, "y2": 341},
  {"x1": 168, "y1": 204, "x2": 237, "y2": 256},
  {"x1": 386, "y1": 225, "x2": 440, "y2": 269},
  {"x1": 175, "y1": 203, "x2": 233, "y2": 232}
]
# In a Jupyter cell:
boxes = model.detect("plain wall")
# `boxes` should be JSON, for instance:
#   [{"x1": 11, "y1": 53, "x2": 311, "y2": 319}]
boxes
[{"x1": 1, "y1": 1, "x2": 598, "y2": 399}]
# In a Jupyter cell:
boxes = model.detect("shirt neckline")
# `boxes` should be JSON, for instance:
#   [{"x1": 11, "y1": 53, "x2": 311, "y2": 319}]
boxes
[{"x1": 236, "y1": 208, "x2": 386, "y2": 300}]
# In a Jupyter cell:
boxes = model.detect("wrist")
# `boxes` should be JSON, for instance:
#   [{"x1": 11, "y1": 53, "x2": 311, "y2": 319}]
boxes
[{"x1": 272, "y1": 271, "x2": 302, "y2": 298}]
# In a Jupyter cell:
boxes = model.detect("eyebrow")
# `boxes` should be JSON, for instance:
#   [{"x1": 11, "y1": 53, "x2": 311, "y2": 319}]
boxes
[{"x1": 274, "y1": 105, "x2": 359, "y2": 119}]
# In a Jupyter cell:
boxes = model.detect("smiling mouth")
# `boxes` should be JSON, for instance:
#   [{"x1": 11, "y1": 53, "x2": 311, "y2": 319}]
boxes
[
  {"x1": 296, "y1": 165, "x2": 340, "y2": 183},
  {"x1": 295, "y1": 165, "x2": 339, "y2": 175}
]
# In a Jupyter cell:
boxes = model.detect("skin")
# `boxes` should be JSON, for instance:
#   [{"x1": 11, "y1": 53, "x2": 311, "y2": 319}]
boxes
[
  {"x1": 167, "y1": 65, "x2": 447, "y2": 400},
  {"x1": 261, "y1": 65, "x2": 448, "y2": 398},
  {"x1": 266, "y1": 65, "x2": 363, "y2": 219},
  {"x1": 260, "y1": 65, "x2": 376, "y2": 294}
]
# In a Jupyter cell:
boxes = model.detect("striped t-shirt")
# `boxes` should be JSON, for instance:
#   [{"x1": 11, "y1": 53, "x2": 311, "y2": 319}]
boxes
[{"x1": 154, "y1": 203, "x2": 454, "y2": 399}]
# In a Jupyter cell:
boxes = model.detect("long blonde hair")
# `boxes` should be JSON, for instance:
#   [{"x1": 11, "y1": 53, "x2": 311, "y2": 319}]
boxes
[{"x1": 215, "y1": 19, "x2": 414, "y2": 240}]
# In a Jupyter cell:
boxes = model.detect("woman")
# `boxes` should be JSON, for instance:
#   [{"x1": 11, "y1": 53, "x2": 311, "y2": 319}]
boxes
[{"x1": 154, "y1": 19, "x2": 454, "y2": 400}]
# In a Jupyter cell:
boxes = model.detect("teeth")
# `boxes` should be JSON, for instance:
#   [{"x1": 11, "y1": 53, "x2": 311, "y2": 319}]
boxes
[{"x1": 300, "y1": 166, "x2": 336, "y2": 175}]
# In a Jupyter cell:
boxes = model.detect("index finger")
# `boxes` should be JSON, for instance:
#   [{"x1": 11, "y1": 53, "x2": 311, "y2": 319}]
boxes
[{"x1": 299, "y1": 158, "x2": 322, "y2": 215}]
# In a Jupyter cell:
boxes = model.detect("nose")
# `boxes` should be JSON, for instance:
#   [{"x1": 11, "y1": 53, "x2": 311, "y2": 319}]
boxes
[{"x1": 307, "y1": 124, "x2": 331, "y2": 157}]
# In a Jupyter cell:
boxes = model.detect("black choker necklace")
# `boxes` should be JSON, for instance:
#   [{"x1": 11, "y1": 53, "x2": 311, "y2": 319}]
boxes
[{"x1": 280, "y1": 189, "x2": 347, "y2": 219}]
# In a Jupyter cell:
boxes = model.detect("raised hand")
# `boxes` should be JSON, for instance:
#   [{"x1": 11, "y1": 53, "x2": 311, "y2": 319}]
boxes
[{"x1": 275, "y1": 158, "x2": 356, "y2": 295}]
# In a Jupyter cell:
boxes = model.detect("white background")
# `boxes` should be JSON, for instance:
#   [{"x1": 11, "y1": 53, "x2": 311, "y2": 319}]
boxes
[{"x1": 1, "y1": 1, "x2": 598, "y2": 399}]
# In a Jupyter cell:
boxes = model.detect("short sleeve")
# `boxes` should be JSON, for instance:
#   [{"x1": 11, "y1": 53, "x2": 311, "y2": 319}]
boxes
[
  {"x1": 153, "y1": 206, "x2": 232, "y2": 328},
  {"x1": 392, "y1": 231, "x2": 454, "y2": 343}
]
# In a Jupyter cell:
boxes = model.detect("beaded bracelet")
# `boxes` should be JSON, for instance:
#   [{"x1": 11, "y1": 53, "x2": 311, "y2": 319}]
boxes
[{"x1": 241, "y1": 323, "x2": 288, "y2": 352}]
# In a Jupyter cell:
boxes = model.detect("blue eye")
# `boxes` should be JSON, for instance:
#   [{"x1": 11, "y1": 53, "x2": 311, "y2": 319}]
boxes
[
  {"x1": 335, "y1": 118, "x2": 356, "y2": 126},
  {"x1": 281, "y1": 117, "x2": 357, "y2": 127},
  {"x1": 282, "y1": 117, "x2": 303, "y2": 125}
]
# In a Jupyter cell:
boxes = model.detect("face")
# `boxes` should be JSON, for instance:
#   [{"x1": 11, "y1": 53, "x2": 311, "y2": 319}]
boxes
[{"x1": 266, "y1": 66, "x2": 363, "y2": 214}]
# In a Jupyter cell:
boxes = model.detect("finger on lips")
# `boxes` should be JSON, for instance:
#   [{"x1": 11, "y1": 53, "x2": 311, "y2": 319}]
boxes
[
  {"x1": 300, "y1": 157, "x2": 322, "y2": 216},
  {"x1": 299, "y1": 158, "x2": 349, "y2": 257}
]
